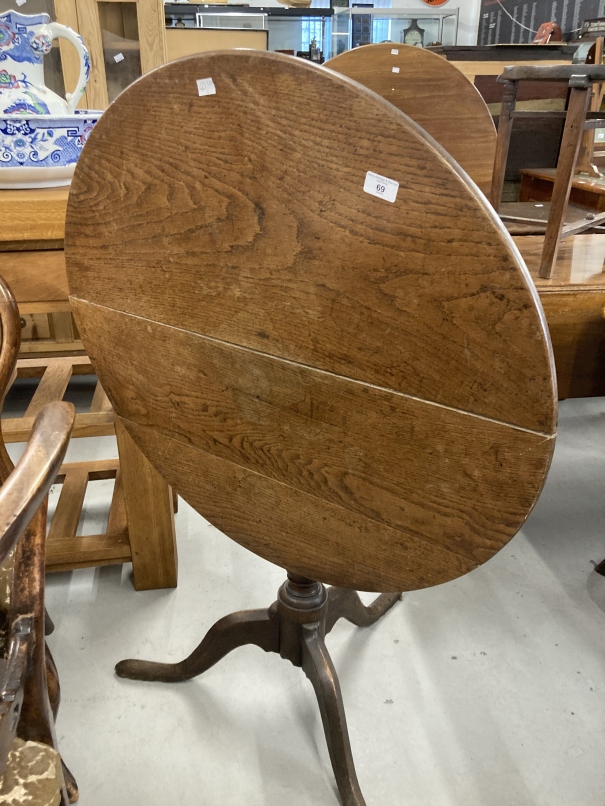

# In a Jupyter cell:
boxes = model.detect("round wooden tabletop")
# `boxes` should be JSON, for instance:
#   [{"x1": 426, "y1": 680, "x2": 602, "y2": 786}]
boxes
[
  {"x1": 65, "y1": 52, "x2": 556, "y2": 592},
  {"x1": 325, "y1": 43, "x2": 497, "y2": 195}
]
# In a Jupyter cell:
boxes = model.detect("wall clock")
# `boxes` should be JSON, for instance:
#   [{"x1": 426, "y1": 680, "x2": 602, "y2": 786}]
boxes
[{"x1": 403, "y1": 19, "x2": 425, "y2": 46}]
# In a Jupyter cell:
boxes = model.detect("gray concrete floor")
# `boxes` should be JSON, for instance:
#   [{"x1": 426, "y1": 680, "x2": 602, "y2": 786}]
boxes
[{"x1": 7, "y1": 389, "x2": 605, "y2": 805}]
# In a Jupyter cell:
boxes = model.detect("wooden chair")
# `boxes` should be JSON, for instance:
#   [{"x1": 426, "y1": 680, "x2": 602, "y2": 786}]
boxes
[
  {"x1": 490, "y1": 64, "x2": 605, "y2": 279},
  {"x1": 325, "y1": 43, "x2": 497, "y2": 195},
  {"x1": 64, "y1": 52, "x2": 556, "y2": 805},
  {"x1": 0, "y1": 281, "x2": 76, "y2": 804}
]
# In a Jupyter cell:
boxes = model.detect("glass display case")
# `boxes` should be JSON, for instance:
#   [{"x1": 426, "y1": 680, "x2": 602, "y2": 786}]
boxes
[
  {"x1": 195, "y1": 12, "x2": 266, "y2": 30},
  {"x1": 165, "y1": 4, "x2": 333, "y2": 62},
  {"x1": 98, "y1": 2, "x2": 143, "y2": 105},
  {"x1": 52, "y1": 0, "x2": 166, "y2": 110},
  {"x1": 331, "y1": 7, "x2": 459, "y2": 56},
  {"x1": 166, "y1": 11, "x2": 269, "y2": 57},
  {"x1": 267, "y1": 10, "x2": 332, "y2": 61}
]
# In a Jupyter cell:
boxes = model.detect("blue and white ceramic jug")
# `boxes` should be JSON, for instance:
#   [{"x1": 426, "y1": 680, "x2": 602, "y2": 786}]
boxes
[{"x1": 0, "y1": 9, "x2": 90, "y2": 115}]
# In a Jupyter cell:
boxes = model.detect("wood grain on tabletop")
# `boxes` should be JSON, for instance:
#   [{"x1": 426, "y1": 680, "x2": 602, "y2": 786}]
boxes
[
  {"x1": 325, "y1": 43, "x2": 497, "y2": 195},
  {"x1": 65, "y1": 52, "x2": 557, "y2": 592}
]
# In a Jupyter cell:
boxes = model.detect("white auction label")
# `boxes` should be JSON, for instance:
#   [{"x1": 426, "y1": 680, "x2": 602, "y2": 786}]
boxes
[
  {"x1": 114, "y1": 52, "x2": 125, "y2": 63},
  {"x1": 392, "y1": 66, "x2": 400, "y2": 73},
  {"x1": 363, "y1": 171, "x2": 399, "y2": 203},
  {"x1": 197, "y1": 77, "x2": 216, "y2": 97},
  {"x1": 391, "y1": 48, "x2": 399, "y2": 55}
]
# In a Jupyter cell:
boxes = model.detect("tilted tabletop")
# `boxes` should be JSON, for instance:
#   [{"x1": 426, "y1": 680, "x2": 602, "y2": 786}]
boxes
[
  {"x1": 325, "y1": 43, "x2": 497, "y2": 196},
  {"x1": 64, "y1": 51, "x2": 556, "y2": 592}
]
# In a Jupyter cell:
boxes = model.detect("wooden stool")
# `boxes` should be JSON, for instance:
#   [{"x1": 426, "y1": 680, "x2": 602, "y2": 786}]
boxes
[
  {"x1": 325, "y1": 43, "x2": 497, "y2": 196},
  {"x1": 64, "y1": 52, "x2": 557, "y2": 805},
  {"x1": 490, "y1": 64, "x2": 605, "y2": 279}
]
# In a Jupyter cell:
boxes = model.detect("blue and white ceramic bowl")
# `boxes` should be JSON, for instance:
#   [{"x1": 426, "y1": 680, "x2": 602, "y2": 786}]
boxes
[{"x1": 0, "y1": 109, "x2": 102, "y2": 188}]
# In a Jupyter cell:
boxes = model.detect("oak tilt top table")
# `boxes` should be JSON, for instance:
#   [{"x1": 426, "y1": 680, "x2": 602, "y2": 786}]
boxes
[
  {"x1": 325, "y1": 43, "x2": 497, "y2": 196},
  {"x1": 64, "y1": 51, "x2": 557, "y2": 805}
]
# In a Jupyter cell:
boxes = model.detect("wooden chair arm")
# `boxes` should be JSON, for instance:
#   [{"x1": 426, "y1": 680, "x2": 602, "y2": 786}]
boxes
[{"x1": 0, "y1": 403, "x2": 74, "y2": 567}]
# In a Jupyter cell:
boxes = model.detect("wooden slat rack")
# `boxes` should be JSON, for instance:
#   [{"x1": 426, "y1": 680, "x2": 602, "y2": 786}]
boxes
[
  {"x1": 2, "y1": 355, "x2": 132, "y2": 572},
  {"x1": 0, "y1": 187, "x2": 178, "y2": 590}
]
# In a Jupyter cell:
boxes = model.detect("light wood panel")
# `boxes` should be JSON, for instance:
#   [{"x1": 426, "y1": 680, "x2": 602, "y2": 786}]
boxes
[
  {"x1": 0, "y1": 252, "x2": 68, "y2": 302},
  {"x1": 326, "y1": 44, "x2": 497, "y2": 195},
  {"x1": 114, "y1": 418, "x2": 177, "y2": 591},
  {"x1": 451, "y1": 59, "x2": 572, "y2": 83},
  {"x1": 65, "y1": 51, "x2": 557, "y2": 592},
  {"x1": 166, "y1": 28, "x2": 268, "y2": 60},
  {"x1": 136, "y1": 0, "x2": 168, "y2": 75},
  {"x1": 0, "y1": 190, "x2": 67, "y2": 244},
  {"x1": 67, "y1": 0, "x2": 107, "y2": 109}
]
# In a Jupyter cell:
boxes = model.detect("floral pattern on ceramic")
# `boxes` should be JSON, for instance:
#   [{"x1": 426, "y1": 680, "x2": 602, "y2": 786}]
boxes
[
  {"x1": 0, "y1": 109, "x2": 102, "y2": 188},
  {"x1": 0, "y1": 11, "x2": 90, "y2": 116}
]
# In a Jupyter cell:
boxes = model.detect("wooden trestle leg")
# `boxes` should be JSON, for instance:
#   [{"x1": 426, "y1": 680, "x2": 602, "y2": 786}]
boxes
[{"x1": 115, "y1": 574, "x2": 402, "y2": 806}]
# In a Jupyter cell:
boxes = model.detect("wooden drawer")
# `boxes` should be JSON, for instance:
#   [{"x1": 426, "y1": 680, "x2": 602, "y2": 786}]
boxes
[
  {"x1": 0, "y1": 249, "x2": 69, "y2": 302},
  {"x1": 539, "y1": 289, "x2": 605, "y2": 399}
]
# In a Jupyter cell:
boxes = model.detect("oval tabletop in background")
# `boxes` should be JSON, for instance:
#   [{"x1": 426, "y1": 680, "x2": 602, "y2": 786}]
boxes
[
  {"x1": 325, "y1": 43, "x2": 497, "y2": 196},
  {"x1": 64, "y1": 51, "x2": 556, "y2": 592}
]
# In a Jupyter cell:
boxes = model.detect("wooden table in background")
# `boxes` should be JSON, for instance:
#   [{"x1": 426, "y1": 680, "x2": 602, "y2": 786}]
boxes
[
  {"x1": 0, "y1": 189, "x2": 79, "y2": 355},
  {"x1": 0, "y1": 187, "x2": 177, "y2": 591},
  {"x1": 516, "y1": 234, "x2": 605, "y2": 400},
  {"x1": 520, "y1": 167, "x2": 605, "y2": 213}
]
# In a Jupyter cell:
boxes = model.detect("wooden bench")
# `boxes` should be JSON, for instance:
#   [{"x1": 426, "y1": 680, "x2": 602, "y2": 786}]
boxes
[{"x1": 0, "y1": 189, "x2": 177, "y2": 591}]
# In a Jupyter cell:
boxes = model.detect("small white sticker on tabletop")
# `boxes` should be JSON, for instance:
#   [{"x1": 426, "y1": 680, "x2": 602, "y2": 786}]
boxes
[
  {"x1": 16, "y1": 0, "x2": 26, "y2": 6},
  {"x1": 114, "y1": 52, "x2": 125, "y2": 63},
  {"x1": 197, "y1": 77, "x2": 216, "y2": 97},
  {"x1": 391, "y1": 48, "x2": 399, "y2": 55},
  {"x1": 364, "y1": 171, "x2": 399, "y2": 203},
  {"x1": 392, "y1": 66, "x2": 400, "y2": 73}
]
